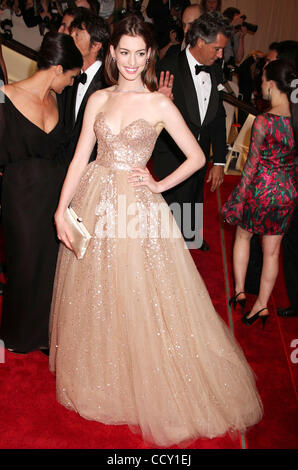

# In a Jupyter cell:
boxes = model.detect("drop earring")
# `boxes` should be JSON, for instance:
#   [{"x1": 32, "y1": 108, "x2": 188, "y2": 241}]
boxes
[{"x1": 267, "y1": 88, "x2": 271, "y2": 100}]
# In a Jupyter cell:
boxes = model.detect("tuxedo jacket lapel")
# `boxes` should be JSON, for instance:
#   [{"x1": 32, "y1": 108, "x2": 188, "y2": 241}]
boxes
[
  {"x1": 202, "y1": 66, "x2": 219, "y2": 128},
  {"x1": 75, "y1": 66, "x2": 104, "y2": 128},
  {"x1": 178, "y1": 52, "x2": 201, "y2": 129}
]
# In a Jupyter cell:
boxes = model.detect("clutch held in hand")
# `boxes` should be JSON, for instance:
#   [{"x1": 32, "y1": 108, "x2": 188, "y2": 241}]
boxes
[{"x1": 65, "y1": 207, "x2": 92, "y2": 259}]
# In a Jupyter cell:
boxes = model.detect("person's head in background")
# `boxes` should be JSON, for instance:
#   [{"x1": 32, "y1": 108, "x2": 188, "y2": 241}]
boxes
[
  {"x1": 267, "y1": 42, "x2": 279, "y2": 63},
  {"x1": 75, "y1": 0, "x2": 100, "y2": 15},
  {"x1": 70, "y1": 8, "x2": 110, "y2": 69},
  {"x1": 182, "y1": 4, "x2": 202, "y2": 38},
  {"x1": 222, "y1": 7, "x2": 243, "y2": 28},
  {"x1": 277, "y1": 41, "x2": 298, "y2": 70},
  {"x1": 58, "y1": 7, "x2": 84, "y2": 35},
  {"x1": 201, "y1": 0, "x2": 221, "y2": 13},
  {"x1": 267, "y1": 41, "x2": 298, "y2": 70}
]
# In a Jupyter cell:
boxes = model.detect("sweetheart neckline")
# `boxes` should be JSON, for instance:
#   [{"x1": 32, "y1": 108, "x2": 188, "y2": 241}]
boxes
[{"x1": 95, "y1": 112, "x2": 158, "y2": 137}]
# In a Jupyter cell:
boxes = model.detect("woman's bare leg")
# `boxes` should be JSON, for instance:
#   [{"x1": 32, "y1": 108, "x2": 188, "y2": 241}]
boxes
[
  {"x1": 233, "y1": 225, "x2": 254, "y2": 301},
  {"x1": 247, "y1": 234, "x2": 283, "y2": 318}
]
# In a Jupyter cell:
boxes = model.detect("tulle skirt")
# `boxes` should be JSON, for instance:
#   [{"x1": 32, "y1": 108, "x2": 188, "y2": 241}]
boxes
[{"x1": 50, "y1": 162, "x2": 263, "y2": 446}]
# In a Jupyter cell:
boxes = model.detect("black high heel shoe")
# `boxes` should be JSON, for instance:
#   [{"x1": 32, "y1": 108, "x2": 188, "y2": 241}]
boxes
[
  {"x1": 229, "y1": 292, "x2": 246, "y2": 315},
  {"x1": 7, "y1": 348, "x2": 28, "y2": 354},
  {"x1": 242, "y1": 307, "x2": 269, "y2": 330}
]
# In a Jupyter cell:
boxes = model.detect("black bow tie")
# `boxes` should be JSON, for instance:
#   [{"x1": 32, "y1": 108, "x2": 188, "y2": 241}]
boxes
[
  {"x1": 195, "y1": 65, "x2": 210, "y2": 75},
  {"x1": 77, "y1": 72, "x2": 87, "y2": 84}
]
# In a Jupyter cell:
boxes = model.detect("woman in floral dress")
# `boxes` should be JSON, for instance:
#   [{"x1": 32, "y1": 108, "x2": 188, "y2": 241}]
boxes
[{"x1": 222, "y1": 59, "x2": 297, "y2": 328}]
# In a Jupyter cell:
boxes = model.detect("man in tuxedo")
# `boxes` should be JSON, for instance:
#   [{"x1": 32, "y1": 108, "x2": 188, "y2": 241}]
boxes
[
  {"x1": 153, "y1": 11, "x2": 232, "y2": 249},
  {"x1": 60, "y1": 8, "x2": 109, "y2": 164}
]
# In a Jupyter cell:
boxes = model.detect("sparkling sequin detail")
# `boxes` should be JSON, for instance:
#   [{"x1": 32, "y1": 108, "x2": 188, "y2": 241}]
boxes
[{"x1": 49, "y1": 115, "x2": 263, "y2": 447}]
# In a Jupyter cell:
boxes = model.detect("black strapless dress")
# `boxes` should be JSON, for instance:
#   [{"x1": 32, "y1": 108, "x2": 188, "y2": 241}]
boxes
[{"x1": 0, "y1": 90, "x2": 68, "y2": 352}]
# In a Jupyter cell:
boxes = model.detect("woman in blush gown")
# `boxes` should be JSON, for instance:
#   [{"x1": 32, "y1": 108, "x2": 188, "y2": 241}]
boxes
[
  {"x1": 0, "y1": 33, "x2": 82, "y2": 354},
  {"x1": 222, "y1": 59, "x2": 297, "y2": 329},
  {"x1": 50, "y1": 15, "x2": 263, "y2": 447}
]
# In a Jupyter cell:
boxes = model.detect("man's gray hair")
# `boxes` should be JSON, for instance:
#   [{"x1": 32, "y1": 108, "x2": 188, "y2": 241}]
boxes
[{"x1": 187, "y1": 11, "x2": 232, "y2": 46}]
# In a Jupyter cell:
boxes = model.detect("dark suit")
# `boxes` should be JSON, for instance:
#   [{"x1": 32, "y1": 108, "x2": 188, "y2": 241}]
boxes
[
  {"x1": 59, "y1": 64, "x2": 106, "y2": 165},
  {"x1": 147, "y1": 0, "x2": 190, "y2": 48},
  {"x1": 282, "y1": 204, "x2": 298, "y2": 309},
  {"x1": 153, "y1": 50, "x2": 226, "y2": 221}
]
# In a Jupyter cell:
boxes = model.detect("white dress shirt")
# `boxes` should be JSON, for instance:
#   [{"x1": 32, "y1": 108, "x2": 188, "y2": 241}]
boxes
[
  {"x1": 186, "y1": 45, "x2": 211, "y2": 125},
  {"x1": 75, "y1": 60, "x2": 102, "y2": 121},
  {"x1": 185, "y1": 46, "x2": 224, "y2": 166}
]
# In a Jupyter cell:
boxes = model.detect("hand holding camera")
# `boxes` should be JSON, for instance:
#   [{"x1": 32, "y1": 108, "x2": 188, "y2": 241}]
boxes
[{"x1": 234, "y1": 15, "x2": 258, "y2": 34}]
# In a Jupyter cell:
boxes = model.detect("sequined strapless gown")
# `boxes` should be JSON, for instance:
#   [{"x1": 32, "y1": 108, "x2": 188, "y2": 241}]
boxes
[{"x1": 49, "y1": 113, "x2": 263, "y2": 446}]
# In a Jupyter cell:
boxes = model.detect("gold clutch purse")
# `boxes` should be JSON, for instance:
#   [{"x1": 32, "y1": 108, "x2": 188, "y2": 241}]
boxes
[{"x1": 65, "y1": 207, "x2": 92, "y2": 259}]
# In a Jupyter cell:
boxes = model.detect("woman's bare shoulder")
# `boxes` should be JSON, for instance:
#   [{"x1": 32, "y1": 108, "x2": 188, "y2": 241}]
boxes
[
  {"x1": 147, "y1": 90, "x2": 174, "y2": 111},
  {"x1": 0, "y1": 83, "x2": 15, "y2": 99},
  {"x1": 86, "y1": 86, "x2": 115, "y2": 109},
  {"x1": 90, "y1": 86, "x2": 115, "y2": 100},
  {"x1": 0, "y1": 82, "x2": 36, "y2": 102}
]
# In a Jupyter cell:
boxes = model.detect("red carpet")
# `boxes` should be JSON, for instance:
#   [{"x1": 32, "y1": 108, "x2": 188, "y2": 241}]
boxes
[
  {"x1": 220, "y1": 178, "x2": 298, "y2": 449},
  {"x1": 0, "y1": 175, "x2": 297, "y2": 449}
]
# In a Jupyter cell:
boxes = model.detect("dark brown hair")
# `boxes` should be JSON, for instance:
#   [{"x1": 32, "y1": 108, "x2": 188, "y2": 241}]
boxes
[
  {"x1": 71, "y1": 8, "x2": 109, "y2": 61},
  {"x1": 37, "y1": 32, "x2": 83, "y2": 71},
  {"x1": 265, "y1": 59, "x2": 298, "y2": 150},
  {"x1": 104, "y1": 15, "x2": 158, "y2": 92},
  {"x1": 188, "y1": 11, "x2": 232, "y2": 46}
]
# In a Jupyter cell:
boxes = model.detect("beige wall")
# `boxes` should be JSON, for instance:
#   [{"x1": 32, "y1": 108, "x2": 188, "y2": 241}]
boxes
[
  {"x1": 3, "y1": 46, "x2": 37, "y2": 82},
  {"x1": 221, "y1": 0, "x2": 298, "y2": 58},
  {"x1": 3, "y1": 0, "x2": 298, "y2": 80},
  {"x1": 189, "y1": 1, "x2": 298, "y2": 58}
]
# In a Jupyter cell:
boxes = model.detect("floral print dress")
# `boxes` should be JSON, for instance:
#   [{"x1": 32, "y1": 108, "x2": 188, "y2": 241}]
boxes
[{"x1": 222, "y1": 113, "x2": 297, "y2": 235}]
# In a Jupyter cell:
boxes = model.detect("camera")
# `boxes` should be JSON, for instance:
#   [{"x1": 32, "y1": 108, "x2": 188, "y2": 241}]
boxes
[
  {"x1": 235, "y1": 15, "x2": 258, "y2": 34},
  {"x1": 0, "y1": 18, "x2": 13, "y2": 40}
]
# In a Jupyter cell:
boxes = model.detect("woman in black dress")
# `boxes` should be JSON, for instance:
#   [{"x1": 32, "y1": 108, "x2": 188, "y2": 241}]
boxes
[
  {"x1": 0, "y1": 32, "x2": 82, "y2": 354},
  {"x1": 0, "y1": 44, "x2": 8, "y2": 85},
  {"x1": 0, "y1": 8, "x2": 8, "y2": 85}
]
